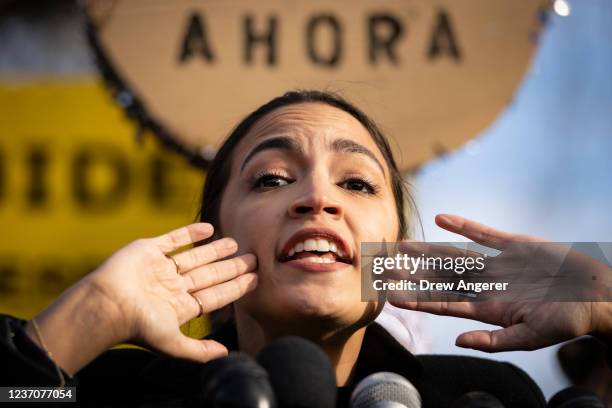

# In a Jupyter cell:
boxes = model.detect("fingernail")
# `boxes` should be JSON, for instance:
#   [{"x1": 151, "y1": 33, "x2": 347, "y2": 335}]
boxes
[
  {"x1": 439, "y1": 215, "x2": 458, "y2": 228},
  {"x1": 455, "y1": 333, "x2": 472, "y2": 348}
]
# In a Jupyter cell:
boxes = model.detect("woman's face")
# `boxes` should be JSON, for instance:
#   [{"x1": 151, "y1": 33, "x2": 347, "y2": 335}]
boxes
[{"x1": 219, "y1": 102, "x2": 400, "y2": 331}]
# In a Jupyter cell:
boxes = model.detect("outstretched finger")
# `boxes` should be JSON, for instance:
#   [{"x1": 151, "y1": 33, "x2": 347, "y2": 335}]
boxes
[
  {"x1": 389, "y1": 299, "x2": 477, "y2": 320},
  {"x1": 455, "y1": 324, "x2": 540, "y2": 352},
  {"x1": 399, "y1": 241, "x2": 484, "y2": 262},
  {"x1": 435, "y1": 214, "x2": 515, "y2": 250},
  {"x1": 191, "y1": 273, "x2": 258, "y2": 314},
  {"x1": 154, "y1": 223, "x2": 214, "y2": 254},
  {"x1": 172, "y1": 237, "x2": 239, "y2": 274},
  {"x1": 183, "y1": 253, "x2": 257, "y2": 292}
]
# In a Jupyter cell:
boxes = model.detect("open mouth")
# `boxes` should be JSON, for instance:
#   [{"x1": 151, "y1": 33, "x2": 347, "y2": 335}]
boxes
[{"x1": 279, "y1": 233, "x2": 353, "y2": 265}]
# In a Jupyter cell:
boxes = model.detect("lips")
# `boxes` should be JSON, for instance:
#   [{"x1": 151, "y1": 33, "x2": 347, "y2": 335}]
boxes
[{"x1": 279, "y1": 228, "x2": 353, "y2": 265}]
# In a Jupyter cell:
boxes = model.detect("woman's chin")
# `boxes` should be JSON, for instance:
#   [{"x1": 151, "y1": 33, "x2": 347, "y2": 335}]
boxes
[
  {"x1": 287, "y1": 294, "x2": 347, "y2": 318},
  {"x1": 242, "y1": 285, "x2": 372, "y2": 329}
]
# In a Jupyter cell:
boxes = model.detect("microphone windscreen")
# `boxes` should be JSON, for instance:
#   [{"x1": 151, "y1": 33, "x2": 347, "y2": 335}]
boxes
[
  {"x1": 547, "y1": 386, "x2": 605, "y2": 408},
  {"x1": 451, "y1": 391, "x2": 505, "y2": 408},
  {"x1": 257, "y1": 336, "x2": 337, "y2": 408},
  {"x1": 200, "y1": 352, "x2": 276, "y2": 408},
  {"x1": 350, "y1": 372, "x2": 422, "y2": 408}
]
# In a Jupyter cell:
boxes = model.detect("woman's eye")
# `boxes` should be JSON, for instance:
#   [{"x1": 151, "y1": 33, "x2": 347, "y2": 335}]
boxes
[
  {"x1": 255, "y1": 174, "x2": 291, "y2": 189},
  {"x1": 340, "y1": 178, "x2": 376, "y2": 194}
]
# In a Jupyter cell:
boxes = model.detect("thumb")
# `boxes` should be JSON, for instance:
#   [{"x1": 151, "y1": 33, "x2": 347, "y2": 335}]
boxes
[
  {"x1": 455, "y1": 323, "x2": 538, "y2": 352},
  {"x1": 159, "y1": 332, "x2": 229, "y2": 362}
]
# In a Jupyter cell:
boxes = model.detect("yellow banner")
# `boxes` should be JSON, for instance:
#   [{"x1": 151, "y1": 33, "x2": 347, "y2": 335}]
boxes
[{"x1": 0, "y1": 80, "x2": 206, "y2": 327}]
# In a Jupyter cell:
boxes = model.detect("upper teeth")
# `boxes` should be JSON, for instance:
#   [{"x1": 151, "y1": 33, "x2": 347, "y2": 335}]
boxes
[{"x1": 287, "y1": 238, "x2": 344, "y2": 258}]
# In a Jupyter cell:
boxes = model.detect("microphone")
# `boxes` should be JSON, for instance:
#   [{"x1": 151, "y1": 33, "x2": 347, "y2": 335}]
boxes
[
  {"x1": 451, "y1": 391, "x2": 505, "y2": 408},
  {"x1": 547, "y1": 387, "x2": 605, "y2": 408},
  {"x1": 256, "y1": 336, "x2": 337, "y2": 408},
  {"x1": 350, "y1": 372, "x2": 422, "y2": 408},
  {"x1": 197, "y1": 352, "x2": 277, "y2": 408}
]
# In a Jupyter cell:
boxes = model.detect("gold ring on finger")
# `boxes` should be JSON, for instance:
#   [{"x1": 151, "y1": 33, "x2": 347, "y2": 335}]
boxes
[
  {"x1": 191, "y1": 294, "x2": 205, "y2": 317},
  {"x1": 167, "y1": 255, "x2": 181, "y2": 274}
]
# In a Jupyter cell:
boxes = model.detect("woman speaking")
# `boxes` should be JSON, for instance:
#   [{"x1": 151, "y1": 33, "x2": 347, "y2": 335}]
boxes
[{"x1": 2, "y1": 91, "x2": 611, "y2": 407}]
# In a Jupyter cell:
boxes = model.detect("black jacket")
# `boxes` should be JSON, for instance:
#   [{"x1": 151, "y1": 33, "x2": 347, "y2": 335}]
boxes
[{"x1": 1, "y1": 314, "x2": 546, "y2": 407}]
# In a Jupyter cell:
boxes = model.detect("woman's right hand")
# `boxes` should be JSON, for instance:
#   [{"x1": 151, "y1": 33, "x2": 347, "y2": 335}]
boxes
[{"x1": 26, "y1": 223, "x2": 257, "y2": 374}]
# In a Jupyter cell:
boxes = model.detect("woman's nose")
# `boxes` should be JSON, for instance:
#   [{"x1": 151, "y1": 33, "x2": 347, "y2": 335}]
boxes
[{"x1": 288, "y1": 187, "x2": 343, "y2": 219}]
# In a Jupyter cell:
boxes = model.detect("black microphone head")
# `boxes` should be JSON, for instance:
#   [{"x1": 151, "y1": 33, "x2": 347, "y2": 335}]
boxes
[
  {"x1": 256, "y1": 336, "x2": 337, "y2": 408},
  {"x1": 548, "y1": 386, "x2": 605, "y2": 408},
  {"x1": 350, "y1": 372, "x2": 422, "y2": 408},
  {"x1": 200, "y1": 352, "x2": 276, "y2": 408},
  {"x1": 451, "y1": 391, "x2": 504, "y2": 408}
]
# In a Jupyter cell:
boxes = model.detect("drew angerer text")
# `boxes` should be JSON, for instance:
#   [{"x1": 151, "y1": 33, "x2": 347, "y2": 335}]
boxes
[{"x1": 372, "y1": 279, "x2": 509, "y2": 293}]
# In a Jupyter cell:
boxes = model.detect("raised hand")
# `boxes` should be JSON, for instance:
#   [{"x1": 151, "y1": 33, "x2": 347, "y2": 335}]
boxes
[
  {"x1": 27, "y1": 223, "x2": 257, "y2": 374},
  {"x1": 389, "y1": 214, "x2": 612, "y2": 352}
]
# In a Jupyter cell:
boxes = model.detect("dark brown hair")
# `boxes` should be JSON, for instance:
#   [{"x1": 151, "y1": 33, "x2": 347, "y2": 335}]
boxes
[{"x1": 198, "y1": 90, "x2": 412, "y2": 239}]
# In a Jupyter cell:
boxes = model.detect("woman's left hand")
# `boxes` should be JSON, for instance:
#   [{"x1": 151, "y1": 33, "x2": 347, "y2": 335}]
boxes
[{"x1": 389, "y1": 214, "x2": 612, "y2": 352}]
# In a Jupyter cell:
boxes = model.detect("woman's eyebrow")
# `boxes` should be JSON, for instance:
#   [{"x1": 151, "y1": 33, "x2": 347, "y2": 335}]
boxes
[
  {"x1": 241, "y1": 136, "x2": 302, "y2": 172},
  {"x1": 331, "y1": 138, "x2": 386, "y2": 177}
]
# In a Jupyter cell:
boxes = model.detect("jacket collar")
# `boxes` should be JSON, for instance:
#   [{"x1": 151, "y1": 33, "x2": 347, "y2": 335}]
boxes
[
  {"x1": 352, "y1": 322, "x2": 424, "y2": 383},
  {"x1": 207, "y1": 321, "x2": 424, "y2": 384},
  {"x1": 136, "y1": 321, "x2": 424, "y2": 404}
]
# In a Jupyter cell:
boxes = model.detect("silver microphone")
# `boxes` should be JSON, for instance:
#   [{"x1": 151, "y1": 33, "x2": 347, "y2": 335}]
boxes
[{"x1": 350, "y1": 372, "x2": 422, "y2": 408}]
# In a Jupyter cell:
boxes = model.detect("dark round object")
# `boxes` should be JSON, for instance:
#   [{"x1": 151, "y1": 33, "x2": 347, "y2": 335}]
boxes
[
  {"x1": 257, "y1": 336, "x2": 337, "y2": 408},
  {"x1": 200, "y1": 352, "x2": 276, "y2": 408},
  {"x1": 548, "y1": 386, "x2": 605, "y2": 408}
]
